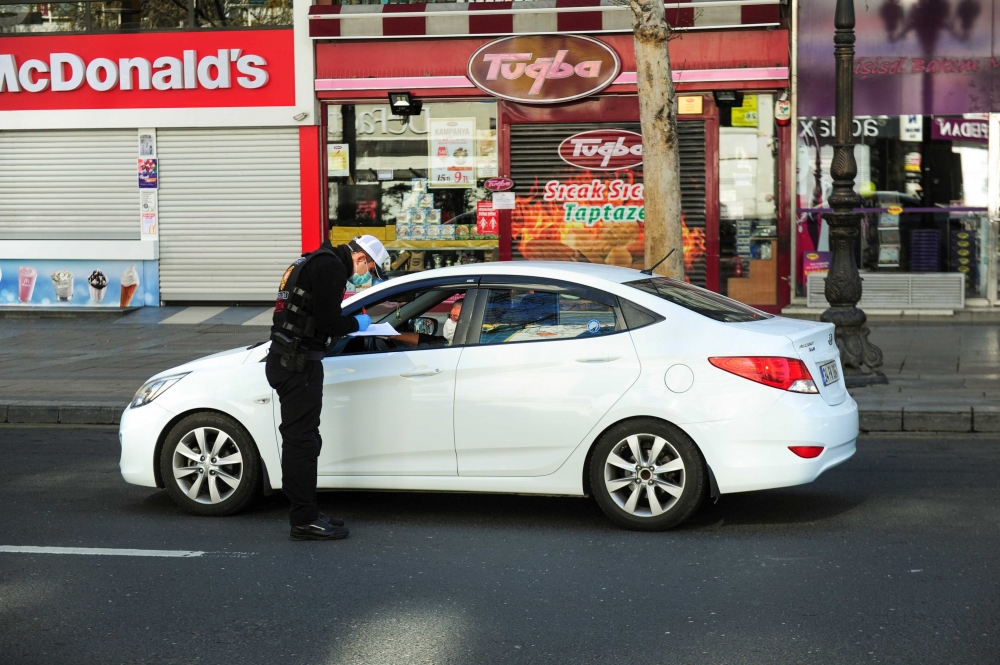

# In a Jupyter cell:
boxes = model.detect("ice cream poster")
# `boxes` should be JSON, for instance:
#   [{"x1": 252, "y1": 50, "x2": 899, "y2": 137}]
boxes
[
  {"x1": 0, "y1": 260, "x2": 157, "y2": 308},
  {"x1": 428, "y1": 118, "x2": 475, "y2": 188}
]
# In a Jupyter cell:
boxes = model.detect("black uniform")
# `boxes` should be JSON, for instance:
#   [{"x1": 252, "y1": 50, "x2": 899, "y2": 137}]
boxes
[{"x1": 266, "y1": 241, "x2": 359, "y2": 527}]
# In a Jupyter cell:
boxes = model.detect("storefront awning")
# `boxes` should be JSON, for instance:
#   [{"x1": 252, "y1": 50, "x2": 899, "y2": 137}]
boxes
[{"x1": 308, "y1": 0, "x2": 782, "y2": 40}]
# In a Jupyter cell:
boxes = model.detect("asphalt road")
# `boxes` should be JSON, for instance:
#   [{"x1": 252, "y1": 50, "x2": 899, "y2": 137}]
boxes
[{"x1": 1, "y1": 427, "x2": 997, "y2": 665}]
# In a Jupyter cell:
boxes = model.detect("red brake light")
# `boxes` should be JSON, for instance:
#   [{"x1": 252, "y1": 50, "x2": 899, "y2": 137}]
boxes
[
  {"x1": 788, "y1": 446, "x2": 825, "y2": 458},
  {"x1": 708, "y1": 356, "x2": 816, "y2": 392}
]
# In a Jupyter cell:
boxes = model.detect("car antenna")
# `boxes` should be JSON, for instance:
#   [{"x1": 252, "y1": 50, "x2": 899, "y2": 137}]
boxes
[{"x1": 640, "y1": 248, "x2": 675, "y2": 276}]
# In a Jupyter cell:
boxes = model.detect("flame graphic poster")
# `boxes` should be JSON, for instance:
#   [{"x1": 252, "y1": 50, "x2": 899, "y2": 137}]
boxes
[{"x1": 511, "y1": 161, "x2": 705, "y2": 280}]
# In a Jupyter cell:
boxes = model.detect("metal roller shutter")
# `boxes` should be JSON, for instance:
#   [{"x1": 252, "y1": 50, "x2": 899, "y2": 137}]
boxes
[
  {"x1": 0, "y1": 129, "x2": 138, "y2": 240},
  {"x1": 509, "y1": 121, "x2": 707, "y2": 287},
  {"x1": 156, "y1": 128, "x2": 301, "y2": 302}
]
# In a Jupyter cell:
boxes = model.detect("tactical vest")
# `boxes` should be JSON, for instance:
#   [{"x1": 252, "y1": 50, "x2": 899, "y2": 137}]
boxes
[{"x1": 270, "y1": 246, "x2": 337, "y2": 371}]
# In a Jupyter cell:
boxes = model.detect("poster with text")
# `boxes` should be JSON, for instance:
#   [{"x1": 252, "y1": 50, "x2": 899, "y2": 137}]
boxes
[
  {"x1": 429, "y1": 117, "x2": 475, "y2": 188},
  {"x1": 510, "y1": 124, "x2": 707, "y2": 284}
]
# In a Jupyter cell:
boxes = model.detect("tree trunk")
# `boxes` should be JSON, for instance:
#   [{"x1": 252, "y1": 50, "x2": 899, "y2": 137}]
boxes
[{"x1": 631, "y1": 0, "x2": 683, "y2": 279}]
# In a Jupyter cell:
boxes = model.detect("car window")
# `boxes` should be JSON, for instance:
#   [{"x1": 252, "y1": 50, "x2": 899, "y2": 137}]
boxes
[
  {"x1": 334, "y1": 287, "x2": 469, "y2": 355},
  {"x1": 479, "y1": 288, "x2": 618, "y2": 345},
  {"x1": 624, "y1": 277, "x2": 772, "y2": 323}
]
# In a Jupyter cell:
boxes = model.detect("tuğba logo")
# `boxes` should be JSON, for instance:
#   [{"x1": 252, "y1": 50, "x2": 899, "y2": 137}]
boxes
[
  {"x1": 0, "y1": 49, "x2": 268, "y2": 94},
  {"x1": 468, "y1": 34, "x2": 620, "y2": 104},
  {"x1": 558, "y1": 130, "x2": 643, "y2": 171}
]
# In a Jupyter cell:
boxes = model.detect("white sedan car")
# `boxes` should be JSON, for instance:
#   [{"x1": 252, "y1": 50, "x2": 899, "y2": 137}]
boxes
[{"x1": 119, "y1": 262, "x2": 858, "y2": 531}]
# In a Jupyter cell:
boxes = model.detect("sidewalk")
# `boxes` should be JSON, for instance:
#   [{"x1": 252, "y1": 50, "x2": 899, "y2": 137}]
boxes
[{"x1": 0, "y1": 308, "x2": 996, "y2": 432}]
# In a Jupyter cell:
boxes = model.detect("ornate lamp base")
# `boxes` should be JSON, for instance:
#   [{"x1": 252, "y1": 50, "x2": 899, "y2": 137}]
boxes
[{"x1": 820, "y1": 305, "x2": 888, "y2": 386}]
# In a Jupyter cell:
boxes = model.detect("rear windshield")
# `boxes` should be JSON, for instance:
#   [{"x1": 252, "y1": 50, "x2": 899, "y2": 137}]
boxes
[{"x1": 625, "y1": 277, "x2": 772, "y2": 323}]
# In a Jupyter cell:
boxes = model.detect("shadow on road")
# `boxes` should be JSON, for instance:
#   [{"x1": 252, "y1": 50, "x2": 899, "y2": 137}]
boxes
[{"x1": 138, "y1": 483, "x2": 865, "y2": 532}]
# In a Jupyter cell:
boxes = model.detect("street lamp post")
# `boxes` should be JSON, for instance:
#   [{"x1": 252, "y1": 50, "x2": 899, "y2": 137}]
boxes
[{"x1": 821, "y1": 0, "x2": 885, "y2": 381}]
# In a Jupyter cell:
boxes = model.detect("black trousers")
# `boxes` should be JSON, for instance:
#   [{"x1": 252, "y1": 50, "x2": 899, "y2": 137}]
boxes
[{"x1": 265, "y1": 352, "x2": 325, "y2": 527}]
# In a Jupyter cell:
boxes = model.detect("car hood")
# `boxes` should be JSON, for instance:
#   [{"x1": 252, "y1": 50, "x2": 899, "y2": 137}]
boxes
[{"x1": 151, "y1": 346, "x2": 256, "y2": 380}]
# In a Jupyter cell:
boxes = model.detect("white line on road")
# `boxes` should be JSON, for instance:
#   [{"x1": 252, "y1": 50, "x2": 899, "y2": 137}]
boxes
[
  {"x1": 159, "y1": 306, "x2": 227, "y2": 325},
  {"x1": 242, "y1": 309, "x2": 274, "y2": 326},
  {"x1": 0, "y1": 546, "x2": 205, "y2": 558}
]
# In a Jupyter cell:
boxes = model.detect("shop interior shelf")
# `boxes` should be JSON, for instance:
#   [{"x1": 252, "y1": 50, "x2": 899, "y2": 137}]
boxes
[{"x1": 384, "y1": 240, "x2": 499, "y2": 251}]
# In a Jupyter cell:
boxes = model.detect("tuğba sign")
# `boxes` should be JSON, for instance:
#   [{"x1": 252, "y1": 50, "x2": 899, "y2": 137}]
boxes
[
  {"x1": 467, "y1": 34, "x2": 620, "y2": 104},
  {"x1": 558, "y1": 129, "x2": 643, "y2": 171},
  {"x1": 0, "y1": 30, "x2": 295, "y2": 111}
]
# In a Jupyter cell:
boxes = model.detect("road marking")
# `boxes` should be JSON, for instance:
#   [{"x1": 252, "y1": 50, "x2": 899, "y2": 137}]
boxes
[
  {"x1": 242, "y1": 309, "x2": 274, "y2": 326},
  {"x1": 0, "y1": 546, "x2": 205, "y2": 558},
  {"x1": 159, "y1": 306, "x2": 227, "y2": 325}
]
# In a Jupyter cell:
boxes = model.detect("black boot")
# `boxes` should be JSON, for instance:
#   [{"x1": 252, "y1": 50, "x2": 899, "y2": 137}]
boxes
[{"x1": 290, "y1": 518, "x2": 350, "y2": 541}]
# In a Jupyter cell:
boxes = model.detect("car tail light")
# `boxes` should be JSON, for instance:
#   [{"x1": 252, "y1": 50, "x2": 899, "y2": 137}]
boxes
[
  {"x1": 788, "y1": 446, "x2": 824, "y2": 458},
  {"x1": 707, "y1": 357, "x2": 819, "y2": 393}
]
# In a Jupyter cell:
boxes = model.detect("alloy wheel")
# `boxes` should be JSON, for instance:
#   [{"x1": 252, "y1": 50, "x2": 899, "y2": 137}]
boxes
[
  {"x1": 603, "y1": 433, "x2": 685, "y2": 517},
  {"x1": 171, "y1": 427, "x2": 244, "y2": 505}
]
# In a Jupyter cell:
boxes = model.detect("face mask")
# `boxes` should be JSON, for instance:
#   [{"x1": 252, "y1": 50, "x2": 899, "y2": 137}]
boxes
[{"x1": 350, "y1": 271, "x2": 372, "y2": 287}]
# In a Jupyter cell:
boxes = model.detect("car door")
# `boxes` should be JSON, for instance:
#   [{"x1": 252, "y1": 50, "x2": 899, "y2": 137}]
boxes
[
  {"x1": 316, "y1": 284, "x2": 475, "y2": 476},
  {"x1": 454, "y1": 279, "x2": 641, "y2": 477}
]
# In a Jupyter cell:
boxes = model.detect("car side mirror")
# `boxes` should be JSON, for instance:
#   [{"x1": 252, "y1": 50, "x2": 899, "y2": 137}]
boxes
[{"x1": 410, "y1": 316, "x2": 438, "y2": 336}]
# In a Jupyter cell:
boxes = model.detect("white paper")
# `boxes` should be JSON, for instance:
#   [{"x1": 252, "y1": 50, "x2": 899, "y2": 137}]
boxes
[
  {"x1": 348, "y1": 322, "x2": 401, "y2": 337},
  {"x1": 492, "y1": 192, "x2": 516, "y2": 210}
]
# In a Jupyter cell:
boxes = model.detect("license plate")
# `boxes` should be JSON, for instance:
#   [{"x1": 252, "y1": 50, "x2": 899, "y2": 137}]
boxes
[{"x1": 819, "y1": 360, "x2": 840, "y2": 386}]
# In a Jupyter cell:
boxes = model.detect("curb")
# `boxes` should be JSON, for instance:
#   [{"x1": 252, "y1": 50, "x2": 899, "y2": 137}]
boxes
[
  {"x1": 1, "y1": 402, "x2": 997, "y2": 433},
  {"x1": 1, "y1": 403, "x2": 123, "y2": 426},
  {"x1": 858, "y1": 406, "x2": 1000, "y2": 434}
]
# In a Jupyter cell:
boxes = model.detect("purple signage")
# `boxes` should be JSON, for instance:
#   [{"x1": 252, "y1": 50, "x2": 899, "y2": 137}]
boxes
[
  {"x1": 798, "y1": 0, "x2": 997, "y2": 117},
  {"x1": 931, "y1": 117, "x2": 989, "y2": 142}
]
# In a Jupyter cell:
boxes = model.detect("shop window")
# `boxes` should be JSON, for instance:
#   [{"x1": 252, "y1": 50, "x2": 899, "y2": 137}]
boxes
[
  {"x1": 0, "y1": 0, "x2": 292, "y2": 33},
  {"x1": 717, "y1": 93, "x2": 779, "y2": 306},
  {"x1": 796, "y1": 114, "x2": 990, "y2": 298},
  {"x1": 326, "y1": 102, "x2": 500, "y2": 274},
  {"x1": 478, "y1": 288, "x2": 619, "y2": 345}
]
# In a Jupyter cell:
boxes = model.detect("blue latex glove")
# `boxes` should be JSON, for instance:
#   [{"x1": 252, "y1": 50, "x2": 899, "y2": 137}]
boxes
[{"x1": 354, "y1": 314, "x2": 371, "y2": 332}]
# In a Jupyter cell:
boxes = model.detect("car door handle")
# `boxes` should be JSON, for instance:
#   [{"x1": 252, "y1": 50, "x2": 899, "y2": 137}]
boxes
[
  {"x1": 399, "y1": 368, "x2": 442, "y2": 378},
  {"x1": 575, "y1": 355, "x2": 621, "y2": 363}
]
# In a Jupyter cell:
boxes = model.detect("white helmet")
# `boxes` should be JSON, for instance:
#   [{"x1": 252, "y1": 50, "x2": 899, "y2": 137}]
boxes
[{"x1": 350, "y1": 235, "x2": 391, "y2": 280}]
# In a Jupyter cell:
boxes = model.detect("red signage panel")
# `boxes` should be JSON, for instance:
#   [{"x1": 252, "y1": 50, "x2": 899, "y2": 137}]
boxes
[{"x1": 0, "y1": 29, "x2": 295, "y2": 111}]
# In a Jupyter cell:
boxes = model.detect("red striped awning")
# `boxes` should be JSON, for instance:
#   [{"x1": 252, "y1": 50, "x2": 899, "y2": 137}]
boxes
[{"x1": 308, "y1": 0, "x2": 782, "y2": 40}]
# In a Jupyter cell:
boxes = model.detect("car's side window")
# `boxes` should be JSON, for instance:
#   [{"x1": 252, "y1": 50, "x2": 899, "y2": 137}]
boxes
[
  {"x1": 333, "y1": 287, "x2": 470, "y2": 356},
  {"x1": 479, "y1": 288, "x2": 619, "y2": 345}
]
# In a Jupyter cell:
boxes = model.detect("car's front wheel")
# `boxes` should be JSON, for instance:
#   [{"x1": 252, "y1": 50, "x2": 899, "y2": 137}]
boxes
[
  {"x1": 589, "y1": 419, "x2": 706, "y2": 531},
  {"x1": 160, "y1": 412, "x2": 261, "y2": 517}
]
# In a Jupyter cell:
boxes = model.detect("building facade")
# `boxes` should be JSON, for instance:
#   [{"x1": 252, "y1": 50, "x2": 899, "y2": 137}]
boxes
[
  {"x1": 0, "y1": 0, "x2": 318, "y2": 307},
  {"x1": 310, "y1": 0, "x2": 793, "y2": 311},
  {"x1": 793, "y1": 0, "x2": 1000, "y2": 311}
]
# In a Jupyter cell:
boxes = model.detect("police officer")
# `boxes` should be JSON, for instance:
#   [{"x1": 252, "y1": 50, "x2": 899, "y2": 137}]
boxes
[{"x1": 266, "y1": 235, "x2": 389, "y2": 541}]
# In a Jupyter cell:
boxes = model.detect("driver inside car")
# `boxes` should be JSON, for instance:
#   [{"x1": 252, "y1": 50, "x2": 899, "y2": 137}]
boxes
[{"x1": 390, "y1": 298, "x2": 463, "y2": 348}]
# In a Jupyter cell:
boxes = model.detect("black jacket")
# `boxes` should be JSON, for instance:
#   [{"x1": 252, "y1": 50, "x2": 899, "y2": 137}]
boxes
[{"x1": 273, "y1": 241, "x2": 360, "y2": 351}]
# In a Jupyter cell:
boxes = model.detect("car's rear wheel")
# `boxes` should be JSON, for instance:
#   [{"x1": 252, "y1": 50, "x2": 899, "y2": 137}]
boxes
[
  {"x1": 160, "y1": 412, "x2": 261, "y2": 517},
  {"x1": 589, "y1": 419, "x2": 705, "y2": 531}
]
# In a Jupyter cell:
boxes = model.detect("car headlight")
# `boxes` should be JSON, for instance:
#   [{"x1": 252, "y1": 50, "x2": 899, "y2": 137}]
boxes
[{"x1": 130, "y1": 373, "x2": 188, "y2": 408}]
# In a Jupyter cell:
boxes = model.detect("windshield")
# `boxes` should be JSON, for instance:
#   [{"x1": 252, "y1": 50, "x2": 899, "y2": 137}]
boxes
[{"x1": 625, "y1": 277, "x2": 772, "y2": 323}]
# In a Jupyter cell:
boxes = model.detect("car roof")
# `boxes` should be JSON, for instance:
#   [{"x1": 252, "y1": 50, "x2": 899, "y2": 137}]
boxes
[{"x1": 391, "y1": 261, "x2": 648, "y2": 286}]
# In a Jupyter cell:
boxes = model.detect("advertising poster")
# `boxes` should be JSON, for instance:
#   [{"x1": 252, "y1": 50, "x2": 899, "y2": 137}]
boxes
[
  {"x1": 429, "y1": 117, "x2": 475, "y2": 188},
  {"x1": 138, "y1": 158, "x2": 158, "y2": 189},
  {"x1": 731, "y1": 95, "x2": 759, "y2": 128},
  {"x1": 140, "y1": 190, "x2": 158, "y2": 236},
  {"x1": 328, "y1": 143, "x2": 350, "y2": 177},
  {"x1": 510, "y1": 123, "x2": 707, "y2": 283},
  {"x1": 0, "y1": 260, "x2": 157, "y2": 308},
  {"x1": 476, "y1": 201, "x2": 499, "y2": 236},
  {"x1": 802, "y1": 251, "x2": 832, "y2": 277},
  {"x1": 477, "y1": 127, "x2": 499, "y2": 178}
]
